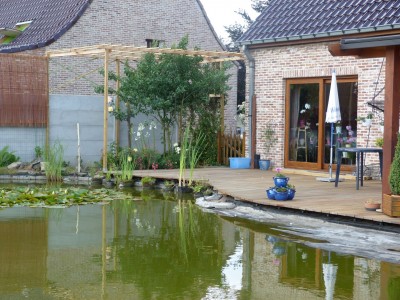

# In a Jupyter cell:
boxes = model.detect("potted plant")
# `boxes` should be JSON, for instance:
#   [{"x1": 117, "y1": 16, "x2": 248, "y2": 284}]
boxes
[
  {"x1": 335, "y1": 121, "x2": 342, "y2": 134},
  {"x1": 273, "y1": 167, "x2": 289, "y2": 187},
  {"x1": 364, "y1": 199, "x2": 381, "y2": 211},
  {"x1": 260, "y1": 121, "x2": 278, "y2": 170},
  {"x1": 286, "y1": 184, "x2": 296, "y2": 200},
  {"x1": 357, "y1": 113, "x2": 374, "y2": 127},
  {"x1": 274, "y1": 187, "x2": 289, "y2": 200},
  {"x1": 383, "y1": 132, "x2": 400, "y2": 217}
]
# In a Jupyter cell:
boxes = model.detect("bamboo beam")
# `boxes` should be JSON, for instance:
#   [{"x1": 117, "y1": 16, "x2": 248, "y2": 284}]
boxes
[
  {"x1": 382, "y1": 46, "x2": 400, "y2": 195},
  {"x1": 102, "y1": 49, "x2": 110, "y2": 171},
  {"x1": 46, "y1": 44, "x2": 244, "y2": 63}
]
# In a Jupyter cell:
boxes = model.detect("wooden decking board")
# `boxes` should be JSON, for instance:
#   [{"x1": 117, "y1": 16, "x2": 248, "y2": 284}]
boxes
[{"x1": 132, "y1": 167, "x2": 400, "y2": 226}]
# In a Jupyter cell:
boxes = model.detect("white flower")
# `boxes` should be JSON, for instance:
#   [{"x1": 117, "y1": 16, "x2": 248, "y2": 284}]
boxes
[
  {"x1": 137, "y1": 131, "x2": 141, "y2": 137},
  {"x1": 138, "y1": 123, "x2": 145, "y2": 131},
  {"x1": 304, "y1": 103, "x2": 311, "y2": 109},
  {"x1": 133, "y1": 148, "x2": 138, "y2": 152},
  {"x1": 300, "y1": 109, "x2": 306, "y2": 114},
  {"x1": 173, "y1": 143, "x2": 179, "y2": 148},
  {"x1": 175, "y1": 147, "x2": 181, "y2": 154},
  {"x1": 127, "y1": 156, "x2": 132, "y2": 162},
  {"x1": 108, "y1": 106, "x2": 114, "y2": 112}
]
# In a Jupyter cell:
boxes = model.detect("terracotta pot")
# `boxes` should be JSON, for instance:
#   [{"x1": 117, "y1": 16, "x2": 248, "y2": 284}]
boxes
[{"x1": 364, "y1": 202, "x2": 381, "y2": 211}]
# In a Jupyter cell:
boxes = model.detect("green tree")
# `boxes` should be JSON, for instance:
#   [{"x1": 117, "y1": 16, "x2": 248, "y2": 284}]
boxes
[{"x1": 96, "y1": 35, "x2": 230, "y2": 161}]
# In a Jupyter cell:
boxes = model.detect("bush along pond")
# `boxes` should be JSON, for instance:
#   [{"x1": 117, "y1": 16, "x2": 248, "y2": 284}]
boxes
[{"x1": 266, "y1": 168, "x2": 296, "y2": 201}]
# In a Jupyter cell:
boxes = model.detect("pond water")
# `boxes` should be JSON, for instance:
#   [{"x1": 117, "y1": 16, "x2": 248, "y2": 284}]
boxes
[{"x1": 1, "y1": 187, "x2": 400, "y2": 299}]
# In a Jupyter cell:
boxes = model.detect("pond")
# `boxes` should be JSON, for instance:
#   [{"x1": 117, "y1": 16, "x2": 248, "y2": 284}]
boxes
[{"x1": 1, "y1": 186, "x2": 400, "y2": 299}]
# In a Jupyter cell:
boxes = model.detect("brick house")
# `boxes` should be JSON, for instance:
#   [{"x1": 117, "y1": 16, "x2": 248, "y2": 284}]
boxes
[
  {"x1": 237, "y1": 0, "x2": 400, "y2": 180},
  {"x1": 0, "y1": 0, "x2": 238, "y2": 164}
]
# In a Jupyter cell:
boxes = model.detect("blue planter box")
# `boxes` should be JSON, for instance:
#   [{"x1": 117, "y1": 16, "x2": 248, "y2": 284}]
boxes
[{"x1": 229, "y1": 157, "x2": 251, "y2": 169}]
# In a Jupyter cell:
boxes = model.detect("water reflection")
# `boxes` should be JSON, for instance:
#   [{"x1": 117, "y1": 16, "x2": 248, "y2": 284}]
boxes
[{"x1": 0, "y1": 187, "x2": 399, "y2": 299}]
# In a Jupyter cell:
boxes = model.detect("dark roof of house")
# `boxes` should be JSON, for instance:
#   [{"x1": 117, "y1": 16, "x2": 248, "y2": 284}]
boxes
[
  {"x1": 0, "y1": 0, "x2": 91, "y2": 53},
  {"x1": 238, "y1": 0, "x2": 400, "y2": 45}
]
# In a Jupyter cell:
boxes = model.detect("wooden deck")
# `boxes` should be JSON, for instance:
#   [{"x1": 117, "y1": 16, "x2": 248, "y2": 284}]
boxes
[{"x1": 133, "y1": 167, "x2": 400, "y2": 227}]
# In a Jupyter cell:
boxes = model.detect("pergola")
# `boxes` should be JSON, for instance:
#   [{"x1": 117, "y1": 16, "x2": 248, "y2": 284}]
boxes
[
  {"x1": 329, "y1": 35, "x2": 400, "y2": 196},
  {"x1": 46, "y1": 44, "x2": 244, "y2": 170}
]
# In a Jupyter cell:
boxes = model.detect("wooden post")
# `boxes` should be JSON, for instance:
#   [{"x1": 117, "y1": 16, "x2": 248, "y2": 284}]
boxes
[
  {"x1": 383, "y1": 46, "x2": 400, "y2": 195},
  {"x1": 115, "y1": 59, "x2": 121, "y2": 147},
  {"x1": 102, "y1": 49, "x2": 110, "y2": 171}
]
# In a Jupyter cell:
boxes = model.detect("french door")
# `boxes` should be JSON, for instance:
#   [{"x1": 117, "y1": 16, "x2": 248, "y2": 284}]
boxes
[{"x1": 285, "y1": 77, "x2": 358, "y2": 171}]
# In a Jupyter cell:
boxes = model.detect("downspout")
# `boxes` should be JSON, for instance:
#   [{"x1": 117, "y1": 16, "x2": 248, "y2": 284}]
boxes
[{"x1": 243, "y1": 45, "x2": 255, "y2": 166}]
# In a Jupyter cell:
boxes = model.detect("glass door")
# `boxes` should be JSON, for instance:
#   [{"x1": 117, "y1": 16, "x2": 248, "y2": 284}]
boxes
[
  {"x1": 285, "y1": 77, "x2": 358, "y2": 171},
  {"x1": 285, "y1": 80, "x2": 322, "y2": 169}
]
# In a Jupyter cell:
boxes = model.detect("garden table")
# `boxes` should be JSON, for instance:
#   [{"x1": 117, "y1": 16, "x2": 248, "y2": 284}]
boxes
[{"x1": 335, "y1": 147, "x2": 383, "y2": 190}]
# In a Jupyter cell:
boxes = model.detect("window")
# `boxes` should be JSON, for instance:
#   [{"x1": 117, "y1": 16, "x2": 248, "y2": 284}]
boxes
[{"x1": 0, "y1": 20, "x2": 32, "y2": 45}]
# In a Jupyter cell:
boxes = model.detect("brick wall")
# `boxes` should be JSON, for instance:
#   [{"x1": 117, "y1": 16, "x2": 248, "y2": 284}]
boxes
[
  {"x1": 44, "y1": 0, "x2": 238, "y2": 132},
  {"x1": 245, "y1": 42, "x2": 384, "y2": 169}
]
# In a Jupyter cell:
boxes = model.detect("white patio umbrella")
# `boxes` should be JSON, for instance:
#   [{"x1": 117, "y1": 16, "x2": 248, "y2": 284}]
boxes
[{"x1": 318, "y1": 71, "x2": 341, "y2": 182}]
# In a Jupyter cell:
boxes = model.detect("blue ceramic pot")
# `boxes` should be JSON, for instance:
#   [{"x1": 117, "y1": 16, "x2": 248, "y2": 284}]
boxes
[
  {"x1": 266, "y1": 187, "x2": 276, "y2": 200},
  {"x1": 259, "y1": 160, "x2": 271, "y2": 170},
  {"x1": 273, "y1": 176, "x2": 289, "y2": 188},
  {"x1": 287, "y1": 188, "x2": 296, "y2": 200},
  {"x1": 274, "y1": 189, "x2": 289, "y2": 201}
]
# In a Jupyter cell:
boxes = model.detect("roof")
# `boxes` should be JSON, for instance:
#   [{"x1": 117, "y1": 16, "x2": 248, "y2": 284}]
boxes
[
  {"x1": 0, "y1": 0, "x2": 91, "y2": 53},
  {"x1": 238, "y1": 0, "x2": 400, "y2": 46}
]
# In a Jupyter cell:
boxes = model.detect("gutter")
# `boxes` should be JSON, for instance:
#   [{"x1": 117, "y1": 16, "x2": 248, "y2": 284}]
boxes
[
  {"x1": 238, "y1": 24, "x2": 400, "y2": 46},
  {"x1": 243, "y1": 45, "x2": 255, "y2": 165}
]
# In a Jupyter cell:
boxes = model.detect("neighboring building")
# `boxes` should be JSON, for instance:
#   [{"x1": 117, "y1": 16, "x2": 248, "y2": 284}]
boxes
[
  {"x1": 237, "y1": 0, "x2": 400, "y2": 174},
  {"x1": 0, "y1": 0, "x2": 238, "y2": 164}
]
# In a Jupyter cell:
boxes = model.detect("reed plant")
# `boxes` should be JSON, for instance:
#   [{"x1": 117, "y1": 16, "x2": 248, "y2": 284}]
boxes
[
  {"x1": 120, "y1": 154, "x2": 135, "y2": 183},
  {"x1": 178, "y1": 127, "x2": 190, "y2": 187},
  {"x1": 188, "y1": 132, "x2": 206, "y2": 186},
  {"x1": 44, "y1": 141, "x2": 64, "y2": 182}
]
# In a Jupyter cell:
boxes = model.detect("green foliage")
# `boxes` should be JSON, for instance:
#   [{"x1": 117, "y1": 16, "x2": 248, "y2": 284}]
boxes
[
  {"x1": 188, "y1": 131, "x2": 207, "y2": 185},
  {"x1": 275, "y1": 187, "x2": 288, "y2": 192},
  {"x1": 375, "y1": 137, "x2": 383, "y2": 147},
  {"x1": 141, "y1": 176, "x2": 156, "y2": 186},
  {"x1": 44, "y1": 141, "x2": 64, "y2": 182},
  {"x1": 0, "y1": 186, "x2": 132, "y2": 207},
  {"x1": 263, "y1": 121, "x2": 278, "y2": 159},
  {"x1": 0, "y1": 146, "x2": 19, "y2": 167},
  {"x1": 389, "y1": 133, "x2": 400, "y2": 195},
  {"x1": 34, "y1": 146, "x2": 43, "y2": 159}
]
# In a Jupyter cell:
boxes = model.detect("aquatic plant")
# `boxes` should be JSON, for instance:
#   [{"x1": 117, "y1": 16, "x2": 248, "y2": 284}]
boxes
[
  {"x1": 0, "y1": 186, "x2": 132, "y2": 207},
  {"x1": 188, "y1": 132, "x2": 206, "y2": 186},
  {"x1": 141, "y1": 176, "x2": 156, "y2": 187},
  {"x1": 44, "y1": 141, "x2": 64, "y2": 182}
]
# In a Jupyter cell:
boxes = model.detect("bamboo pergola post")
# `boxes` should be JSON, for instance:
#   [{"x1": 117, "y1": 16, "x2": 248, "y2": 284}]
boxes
[
  {"x1": 102, "y1": 49, "x2": 110, "y2": 171},
  {"x1": 115, "y1": 59, "x2": 121, "y2": 147}
]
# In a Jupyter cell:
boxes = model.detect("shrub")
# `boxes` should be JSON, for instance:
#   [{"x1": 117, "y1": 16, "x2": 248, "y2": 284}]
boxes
[
  {"x1": 0, "y1": 146, "x2": 19, "y2": 167},
  {"x1": 389, "y1": 133, "x2": 400, "y2": 195}
]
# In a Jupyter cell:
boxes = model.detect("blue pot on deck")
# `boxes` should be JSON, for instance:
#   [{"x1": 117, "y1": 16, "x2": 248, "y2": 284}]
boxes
[
  {"x1": 274, "y1": 189, "x2": 289, "y2": 201},
  {"x1": 287, "y1": 188, "x2": 296, "y2": 200},
  {"x1": 266, "y1": 187, "x2": 276, "y2": 200},
  {"x1": 273, "y1": 176, "x2": 289, "y2": 188}
]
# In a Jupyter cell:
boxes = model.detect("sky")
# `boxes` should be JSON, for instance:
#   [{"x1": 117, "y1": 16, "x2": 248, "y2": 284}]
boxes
[{"x1": 200, "y1": 0, "x2": 259, "y2": 41}]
